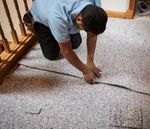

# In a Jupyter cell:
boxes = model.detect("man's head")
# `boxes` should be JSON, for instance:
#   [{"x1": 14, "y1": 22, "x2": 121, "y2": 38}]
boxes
[
  {"x1": 76, "y1": 5, "x2": 108, "y2": 35},
  {"x1": 23, "y1": 11, "x2": 35, "y2": 32}
]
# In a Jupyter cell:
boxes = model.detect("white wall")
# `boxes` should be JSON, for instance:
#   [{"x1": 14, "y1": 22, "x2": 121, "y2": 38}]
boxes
[{"x1": 101, "y1": 0, "x2": 130, "y2": 12}]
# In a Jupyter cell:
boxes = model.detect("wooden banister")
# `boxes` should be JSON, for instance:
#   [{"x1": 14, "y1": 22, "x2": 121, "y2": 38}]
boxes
[{"x1": 0, "y1": 0, "x2": 37, "y2": 80}]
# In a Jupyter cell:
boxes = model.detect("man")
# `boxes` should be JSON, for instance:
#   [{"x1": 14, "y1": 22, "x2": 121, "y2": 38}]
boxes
[{"x1": 23, "y1": 0, "x2": 108, "y2": 84}]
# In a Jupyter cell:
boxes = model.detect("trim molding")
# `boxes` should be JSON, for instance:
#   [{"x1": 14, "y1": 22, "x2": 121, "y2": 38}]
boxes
[{"x1": 106, "y1": 0, "x2": 136, "y2": 19}]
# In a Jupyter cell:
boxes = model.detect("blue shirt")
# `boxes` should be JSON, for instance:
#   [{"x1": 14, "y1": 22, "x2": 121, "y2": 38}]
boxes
[{"x1": 31, "y1": 0, "x2": 101, "y2": 43}]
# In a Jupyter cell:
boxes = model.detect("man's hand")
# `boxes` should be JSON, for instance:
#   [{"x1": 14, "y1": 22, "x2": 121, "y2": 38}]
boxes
[
  {"x1": 83, "y1": 67, "x2": 95, "y2": 84},
  {"x1": 59, "y1": 41, "x2": 95, "y2": 84},
  {"x1": 58, "y1": 41, "x2": 100, "y2": 84},
  {"x1": 86, "y1": 62, "x2": 102, "y2": 78}
]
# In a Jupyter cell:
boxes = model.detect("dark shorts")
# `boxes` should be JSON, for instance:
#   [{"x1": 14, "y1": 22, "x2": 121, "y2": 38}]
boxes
[{"x1": 34, "y1": 22, "x2": 82, "y2": 60}]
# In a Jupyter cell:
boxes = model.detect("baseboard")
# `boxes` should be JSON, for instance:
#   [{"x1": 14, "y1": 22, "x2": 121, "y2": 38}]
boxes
[{"x1": 106, "y1": 10, "x2": 134, "y2": 19}]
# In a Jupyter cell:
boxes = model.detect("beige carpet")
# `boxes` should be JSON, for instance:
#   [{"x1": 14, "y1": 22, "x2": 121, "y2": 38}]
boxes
[
  {"x1": 0, "y1": 17, "x2": 150, "y2": 129},
  {"x1": 19, "y1": 17, "x2": 150, "y2": 94}
]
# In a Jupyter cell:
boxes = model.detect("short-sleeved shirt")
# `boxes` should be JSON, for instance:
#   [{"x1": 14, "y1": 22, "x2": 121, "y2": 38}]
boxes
[{"x1": 31, "y1": 0, "x2": 101, "y2": 43}]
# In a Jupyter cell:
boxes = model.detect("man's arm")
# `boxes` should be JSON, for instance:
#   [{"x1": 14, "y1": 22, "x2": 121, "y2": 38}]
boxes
[
  {"x1": 58, "y1": 41, "x2": 95, "y2": 84},
  {"x1": 86, "y1": 32, "x2": 101, "y2": 78}
]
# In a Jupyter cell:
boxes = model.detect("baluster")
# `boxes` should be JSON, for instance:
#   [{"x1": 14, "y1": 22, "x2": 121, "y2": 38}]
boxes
[
  {"x1": 13, "y1": 0, "x2": 26, "y2": 36},
  {"x1": 0, "y1": 23, "x2": 11, "y2": 53},
  {"x1": 23, "y1": 0, "x2": 29, "y2": 12},
  {"x1": 0, "y1": 42, "x2": 3, "y2": 53},
  {"x1": 0, "y1": 43, "x2": 2, "y2": 62},
  {"x1": 0, "y1": 57, "x2": 2, "y2": 63},
  {"x1": 2, "y1": 0, "x2": 19, "y2": 44}
]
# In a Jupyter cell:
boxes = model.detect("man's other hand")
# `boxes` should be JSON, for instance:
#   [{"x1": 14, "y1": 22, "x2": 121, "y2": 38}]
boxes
[
  {"x1": 86, "y1": 62, "x2": 102, "y2": 78},
  {"x1": 83, "y1": 68, "x2": 95, "y2": 84}
]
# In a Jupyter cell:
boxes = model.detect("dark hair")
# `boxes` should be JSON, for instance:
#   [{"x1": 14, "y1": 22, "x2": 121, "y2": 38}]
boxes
[
  {"x1": 80, "y1": 5, "x2": 108, "y2": 35},
  {"x1": 23, "y1": 11, "x2": 33, "y2": 24}
]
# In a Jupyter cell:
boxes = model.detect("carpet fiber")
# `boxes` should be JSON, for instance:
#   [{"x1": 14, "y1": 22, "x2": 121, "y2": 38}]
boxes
[
  {"x1": 19, "y1": 17, "x2": 150, "y2": 94},
  {"x1": 0, "y1": 17, "x2": 150, "y2": 129}
]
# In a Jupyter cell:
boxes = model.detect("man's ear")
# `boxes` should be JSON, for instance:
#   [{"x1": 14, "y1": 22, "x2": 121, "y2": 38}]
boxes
[
  {"x1": 76, "y1": 14, "x2": 84, "y2": 29},
  {"x1": 76, "y1": 14, "x2": 82, "y2": 23}
]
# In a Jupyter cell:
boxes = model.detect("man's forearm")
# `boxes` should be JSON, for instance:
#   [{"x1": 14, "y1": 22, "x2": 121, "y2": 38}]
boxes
[
  {"x1": 87, "y1": 32, "x2": 97, "y2": 63},
  {"x1": 59, "y1": 41, "x2": 96, "y2": 83},
  {"x1": 59, "y1": 41, "x2": 88, "y2": 73},
  {"x1": 63, "y1": 50, "x2": 88, "y2": 74}
]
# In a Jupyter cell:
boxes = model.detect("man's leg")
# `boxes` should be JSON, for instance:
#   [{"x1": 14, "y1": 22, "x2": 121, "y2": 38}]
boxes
[
  {"x1": 34, "y1": 22, "x2": 60, "y2": 60},
  {"x1": 70, "y1": 33, "x2": 82, "y2": 49}
]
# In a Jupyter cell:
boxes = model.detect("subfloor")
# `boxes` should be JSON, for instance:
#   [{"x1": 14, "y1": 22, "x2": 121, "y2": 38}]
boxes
[{"x1": 0, "y1": 17, "x2": 150, "y2": 129}]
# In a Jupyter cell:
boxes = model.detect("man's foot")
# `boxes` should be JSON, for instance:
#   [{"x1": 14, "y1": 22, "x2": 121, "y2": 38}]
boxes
[{"x1": 23, "y1": 12, "x2": 36, "y2": 33}]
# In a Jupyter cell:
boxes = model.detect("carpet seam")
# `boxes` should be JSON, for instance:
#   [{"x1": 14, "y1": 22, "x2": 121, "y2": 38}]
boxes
[{"x1": 18, "y1": 63, "x2": 150, "y2": 97}]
